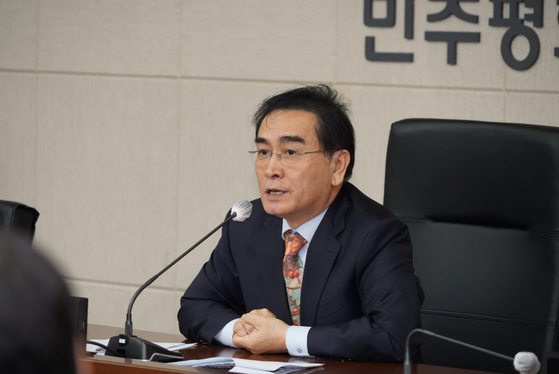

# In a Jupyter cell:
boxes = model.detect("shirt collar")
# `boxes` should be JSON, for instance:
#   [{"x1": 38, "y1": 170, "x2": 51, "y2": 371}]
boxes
[{"x1": 281, "y1": 208, "x2": 328, "y2": 243}]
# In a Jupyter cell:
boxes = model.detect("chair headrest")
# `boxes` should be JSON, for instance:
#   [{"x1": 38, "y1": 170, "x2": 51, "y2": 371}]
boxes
[
  {"x1": 0, "y1": 200, "x2": 40, "y2": 243},
  {"x1": 384, "y1": 119, "x2": 559, "y2": 232}
]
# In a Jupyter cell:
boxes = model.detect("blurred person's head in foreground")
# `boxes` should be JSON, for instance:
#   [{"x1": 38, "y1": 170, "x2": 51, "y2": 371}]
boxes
[{"x1": 0, "y1": 236, "x2": 77, "y2": 374}]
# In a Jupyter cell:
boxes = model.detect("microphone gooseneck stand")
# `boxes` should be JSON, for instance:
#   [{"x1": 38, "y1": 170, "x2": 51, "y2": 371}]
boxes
[
  {"x1": 404, "y1": 328, "x2": 540, "y2": 374},
  {"x1": 106, "y1": 201, "x2": 251, "y2": 360}
]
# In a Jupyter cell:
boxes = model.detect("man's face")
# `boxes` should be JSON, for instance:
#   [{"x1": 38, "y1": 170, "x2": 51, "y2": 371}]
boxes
[{"x1": 254, "y1": 110, "x2": 344, "y2": 228}]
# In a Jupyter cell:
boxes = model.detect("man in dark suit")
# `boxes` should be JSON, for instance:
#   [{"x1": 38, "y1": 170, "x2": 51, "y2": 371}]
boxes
[{"x1": 178, "y1": 85, "x2": 424, "y2": 362}]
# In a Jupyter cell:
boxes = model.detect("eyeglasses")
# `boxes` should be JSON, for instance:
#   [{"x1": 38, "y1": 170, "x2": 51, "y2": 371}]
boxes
[{"x1": 248, "y1": 149, "x2": 336, "y2": 165}]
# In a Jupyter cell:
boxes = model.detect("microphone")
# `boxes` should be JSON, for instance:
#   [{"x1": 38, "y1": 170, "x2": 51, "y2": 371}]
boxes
[
  {"x1": 404, "y1": 329, "x2": 541, "y2": 374},
  {"x1": 106, "y1": 199, "x2": 253, "y2": 360}
]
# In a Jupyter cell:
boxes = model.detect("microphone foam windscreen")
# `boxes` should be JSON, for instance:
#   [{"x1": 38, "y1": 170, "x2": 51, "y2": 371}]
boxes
[
  {"x1": 231, "y1": 199, "x2": 253, "y2": 222},
  {"x1": 514, "y1": 352, "x2": 541, "y2": 374}
]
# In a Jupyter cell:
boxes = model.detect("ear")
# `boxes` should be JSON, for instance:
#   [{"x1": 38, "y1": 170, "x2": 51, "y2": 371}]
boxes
[{"x1": 330, "y1": 150, "x2": 350, "y2": 187}]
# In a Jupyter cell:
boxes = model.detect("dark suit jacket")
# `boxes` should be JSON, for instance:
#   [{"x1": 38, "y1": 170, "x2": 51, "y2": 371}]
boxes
[{"x1": 178, "y1": 182, "x2": 424, "y2": 362}]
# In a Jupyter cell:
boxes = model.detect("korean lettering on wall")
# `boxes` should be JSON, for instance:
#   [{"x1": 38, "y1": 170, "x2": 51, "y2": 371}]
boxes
[{"x1": 364, "y1": 0, "x2": 559, "y2": 71}]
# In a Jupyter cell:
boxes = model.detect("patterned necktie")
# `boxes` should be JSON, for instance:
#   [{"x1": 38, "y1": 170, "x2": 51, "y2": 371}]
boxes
[{"x1": 283, "y1": 230, "x2": 307, "y2": 326}]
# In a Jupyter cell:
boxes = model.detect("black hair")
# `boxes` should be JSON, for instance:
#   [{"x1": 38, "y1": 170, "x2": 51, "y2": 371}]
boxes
[
  {"x1": 0, "y1": 237, "x2": 77, "y2": 374},
  {"x1": 252, "y1": 85, "x2": 355, "y2": 180}
]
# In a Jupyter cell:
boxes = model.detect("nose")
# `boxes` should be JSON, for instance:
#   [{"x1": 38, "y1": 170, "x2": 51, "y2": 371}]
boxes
[{"x1": 264, "y1": 152, "x2": 283, "y2": 178}]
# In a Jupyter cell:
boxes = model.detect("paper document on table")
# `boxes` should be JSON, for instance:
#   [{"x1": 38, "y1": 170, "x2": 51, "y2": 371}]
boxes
[
  {"x1": 86, "y1": 339, "x2": 196, "y2": 355},
  {"x1": 171, "y1": 357, "x2": 235, "y2": 368},
  {"x1": 171, "y1": 357, "x2": 323, "y2": 373},
  {"x1": 86, "y1": 339, "x2": 110, "y2": 355},
  {"x1": 157, "y1": 342, "x2": 197, "y2": 351},
  {"x1": 230, "y1": 358, "x2": 323, "y2": 374}
]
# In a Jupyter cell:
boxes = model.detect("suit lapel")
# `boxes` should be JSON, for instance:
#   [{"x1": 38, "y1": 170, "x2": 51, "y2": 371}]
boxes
[
  {"x1": 300, "y1": 187, "x2": 349, "y2": 326},
  {"x1": 254, "y1": 214, "x2": 292, "y2": 324},
  {"x1": 299, "y1": 224, "x2": 341, "y2": 326}
]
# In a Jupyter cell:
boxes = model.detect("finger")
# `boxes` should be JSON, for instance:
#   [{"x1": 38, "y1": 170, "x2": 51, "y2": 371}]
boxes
[
  {"x1": 241, "y1": 313, "x2": 268, "y2": 327},
  {"x1": 249, "y1": 308, "x2": 275, "y2": 318},
  {"x1": 244, "y1": 322, "x2": 256, "y2": 334},
  {"x1": 232, "y1": 333, "x2": 250, "y2": 349},
  {"x1": 236, "y1": 315, "x2": 259, "y2": 335},
  {"x1": 233, "y1": 334, "x2": 260, "y2": 354},
  {"x1": 233, "y1": 320, "x2": 248, "y2": 337}
]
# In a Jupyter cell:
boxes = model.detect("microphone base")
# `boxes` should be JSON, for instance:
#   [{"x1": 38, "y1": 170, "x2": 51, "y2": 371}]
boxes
[{"x1": 106, "y1": 334, "x2": 183, "y2": 360}]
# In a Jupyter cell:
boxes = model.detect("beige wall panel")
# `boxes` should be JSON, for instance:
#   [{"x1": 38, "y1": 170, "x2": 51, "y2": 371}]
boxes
[
  {"x1": 504, "y1": 1, "x2": 559, "y2": 93},
  {"x1": 38, "y1": 0, "x2": 180, "y2": 76},
  {"x1": 338, "y1": 1, "x2": 505, "y2": 89},
  {"x1": 68, "y1": 280, "x2": 181, "y2": 335},
  {"x1": 176, "y1": 80, "x2": 296, "y2": 290},
  {"x1": 505, "y1": 93, "x2": 559, "y2": 127},
  {"x1": 0, "y1": 73, "x2": 37, "y2": 205},
  {"x1": 0, "y1": 0, "x2": 553, "y2": 339},
  {"x1": 339, "y1": 85, "x2": 505, "y2": 202},
  {"x1": 181, "y1": 0, "x2": 336, "y2": 82},
  {"x1": 0, "y1": 0, "x2": 37, "y2": 70},
  {"x1": 35, "y1": 75, "x2": 179, "y2": 289}
]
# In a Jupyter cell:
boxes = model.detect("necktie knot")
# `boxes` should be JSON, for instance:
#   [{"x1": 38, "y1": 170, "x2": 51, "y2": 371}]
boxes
[{"x1": 284, "y1": 231, "x2": 307, "y2": 256}]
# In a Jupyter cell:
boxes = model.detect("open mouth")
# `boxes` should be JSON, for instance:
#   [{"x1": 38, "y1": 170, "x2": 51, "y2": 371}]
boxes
[{"x1": 267, "y1": 189, "x2": 286, "y2": 195}]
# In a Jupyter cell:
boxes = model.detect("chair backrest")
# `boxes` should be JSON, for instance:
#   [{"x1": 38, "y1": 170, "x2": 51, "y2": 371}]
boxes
[
  {"x1": 0, "y1": 200, "x2": 40, "y2": 244},
  {"x1": 384, "y1": 118, "x2": 559, "y2": 373}
]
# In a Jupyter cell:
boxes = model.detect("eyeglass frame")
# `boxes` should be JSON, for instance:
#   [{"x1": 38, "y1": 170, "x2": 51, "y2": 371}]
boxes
[{"x1": 248, "y1": 149, "x2": 339, "y2": 163}]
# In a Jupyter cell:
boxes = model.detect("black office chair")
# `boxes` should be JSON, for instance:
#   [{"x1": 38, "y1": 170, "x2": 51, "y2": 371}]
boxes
[
  {"x1": 384, "y1": 119, "x2": 559, "y2": 373},
  {"x1": 0, "y1": 200, "x2": 40, "y2": 244}
]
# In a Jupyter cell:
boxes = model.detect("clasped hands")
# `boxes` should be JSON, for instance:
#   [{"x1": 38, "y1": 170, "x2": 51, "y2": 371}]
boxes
[{"x1": 232, "y1": 308, "x2": 290, "y2": 354}]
